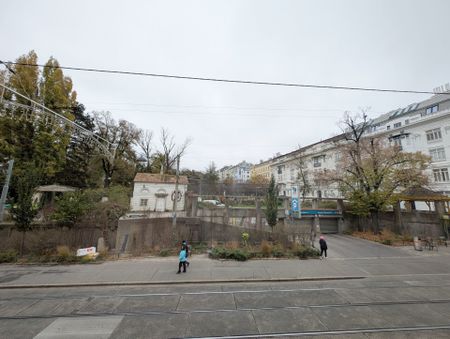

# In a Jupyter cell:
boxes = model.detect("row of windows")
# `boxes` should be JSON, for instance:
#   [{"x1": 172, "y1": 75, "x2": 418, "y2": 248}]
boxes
[
  {"x1": 386, "y1": 104, "x2": 439, "y2": 131},
  {"x1": 423, "y1": 104, "x2": 439, "y2": 116},
  {"x1": 434, "y1": 168, "x2": 449, "y2": 182}
]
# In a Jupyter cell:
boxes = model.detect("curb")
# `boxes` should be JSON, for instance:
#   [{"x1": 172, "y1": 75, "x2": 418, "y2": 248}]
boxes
[{"x1": 0, "y1": 276, "x2": 365, "y2": 289}]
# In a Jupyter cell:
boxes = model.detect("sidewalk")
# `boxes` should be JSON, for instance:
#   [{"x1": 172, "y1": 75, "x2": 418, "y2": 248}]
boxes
[{"x1": 1, "y1": 251, "x2": 450, "y2": 288}]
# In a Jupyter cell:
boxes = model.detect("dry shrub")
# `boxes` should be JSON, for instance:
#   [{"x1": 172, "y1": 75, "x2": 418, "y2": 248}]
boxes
[
  {"x1": 56, "y1": 245, "x2": 71, "y2": 257},
  {"x1": 225, "y1": 241, "x2": 240, "y2": 249},
  {"x1": 261, "y1": 240, "x2": 272, "y2": 257},
  {"x1": 352, "y1": 230, "x2": 404, "y2": 246},
  {"x1": 153, "y1": 245, "x2": 161, "y2": 253}
]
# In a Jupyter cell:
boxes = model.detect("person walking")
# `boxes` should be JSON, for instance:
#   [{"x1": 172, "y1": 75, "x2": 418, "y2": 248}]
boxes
[
  {"x1": 319, "y1": 235, "x2": 328, "y2": 259},
  {"x1": 177, "y1": 245, "x2": 188, "y2": 273}
]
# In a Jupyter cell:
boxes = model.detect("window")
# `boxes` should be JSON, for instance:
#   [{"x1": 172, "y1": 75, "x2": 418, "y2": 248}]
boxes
[
  {"x1": 290, "y1": 168, "x2": 295, "y2": 181},
  {"x1": 387, "y1": 125, "x2": 391, "y2": 130},
  {"x1": 394, "y1": 122, "x2": 401, "y2": 128},
  {"x1": 313, "y1": 156, "x2": 322, "y2": 167},
  {"x1": 430, "y1": 147, "x2": 446, "y2": 162},
  {"x1": 433, "y1": 168, "x2": 449, "y2": 182},
  {"x1": 391, "y1": 136, "x2": 403, "y2": 150},
  {"x1": 426, "y1": 105, "x2": 439, "y2": 115},
  {"x1": 277, "y1": 165, "x2": 284, "y2": 174},
  {"x1": 426, "y1": 128, "x2": 442, "y2": 142},
  {"x1": 405, "y1": 119, "x2": 410, "y2": 125},
  {"x1": 140, "y1": 199, "x2": 148, "y2": 206}
]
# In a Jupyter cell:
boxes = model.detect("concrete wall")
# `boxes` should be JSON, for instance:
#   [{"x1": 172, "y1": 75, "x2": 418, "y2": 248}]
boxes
[
  {"x1": 344, "y1": 211, "x2": 444, "y2": 238},
  {"x1": 116, "y1": 217, "x2": 291, "y2": 254}
]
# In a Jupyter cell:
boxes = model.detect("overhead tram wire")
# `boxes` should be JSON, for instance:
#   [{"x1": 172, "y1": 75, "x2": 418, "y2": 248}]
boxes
[{"x1": 2, "y1": 60, "x2": 448, "y2": 96}]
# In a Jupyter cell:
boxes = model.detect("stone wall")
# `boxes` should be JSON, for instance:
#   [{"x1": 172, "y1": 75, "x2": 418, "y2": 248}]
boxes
[{"x1": 115, "y1": 217, "x2": 292, "y2": 254}]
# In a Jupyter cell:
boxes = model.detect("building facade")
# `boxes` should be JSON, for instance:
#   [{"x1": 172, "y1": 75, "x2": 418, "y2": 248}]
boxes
[
  {"x1": 130, "y1": 173, "x2": 188, "y2": 212},
  {"x1": 250, "y1": 159, "x2": 273, "y2": 182},
  {"x1": 218, "y1": 161, "x2": 253, "y2": 183},
  {"x1": 270, "y1": 91, "x2": 450, "y2": 197}
]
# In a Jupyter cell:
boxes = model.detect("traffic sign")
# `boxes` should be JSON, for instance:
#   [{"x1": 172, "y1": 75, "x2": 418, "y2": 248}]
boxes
[{"x1": 291, "y1": 197, "x2": 299, "y2": 212}]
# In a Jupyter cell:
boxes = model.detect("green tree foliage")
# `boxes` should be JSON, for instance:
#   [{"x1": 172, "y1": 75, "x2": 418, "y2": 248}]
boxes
[
  {"x1": 265, "y1": 175, "x2": 278, "y2": 229},
  {"x1": 0, "y1": 51, "x2": 81, "y2": 189},
  {"x1": 54, "y1": 104, "x2": 96, "y2": 188},
  {"x1": 51, "y1": 191, "x2": 94, "y2": 226},
  {"x1": 11, "y1": 167, "x2": 41, "y2": 254}
]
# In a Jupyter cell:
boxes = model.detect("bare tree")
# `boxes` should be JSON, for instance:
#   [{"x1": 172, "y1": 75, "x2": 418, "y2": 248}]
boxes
[
  {"x1": 295, "y1": 146, "x2": 311, "y2": 201},
  {"x1": 159, "y1": 128, "x2": 192, "y2": 174},
  {"x1": 92, "y1": 111, "x2": 141, "y2": 187},
  {"x1": 137, "y1": 129, "x2": 153, "y2": 171},
  {"x1": 318, "y1": 112, "x2": 429, "y2": 234}
]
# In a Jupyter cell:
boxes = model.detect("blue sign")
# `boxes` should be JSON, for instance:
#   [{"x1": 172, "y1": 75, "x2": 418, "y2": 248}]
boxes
[
  {"x1": 291, "y1": 198, "x2": 299, "y2": 212},
  {"x1": 301, "y1": 209, "x2": 339, "y2": 215}
]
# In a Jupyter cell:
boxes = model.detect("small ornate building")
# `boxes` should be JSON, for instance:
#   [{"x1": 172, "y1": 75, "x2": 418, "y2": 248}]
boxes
[{"x1": 130, "y1": 173, "x2": 188, "y2": 212}]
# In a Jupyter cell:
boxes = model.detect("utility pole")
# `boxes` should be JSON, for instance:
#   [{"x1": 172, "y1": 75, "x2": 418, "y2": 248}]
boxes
[
  {"x1": 0, "y1": 159, "x2": 14, "y2": 222},
  {"x1": 172, "y1": 155, "x2": 180, "y2": 228}
]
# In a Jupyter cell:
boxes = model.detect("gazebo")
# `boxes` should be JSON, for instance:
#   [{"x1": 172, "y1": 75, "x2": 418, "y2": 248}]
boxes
[
  {"x1": 397, "y1": 186, "x2": 450, "y2": 213},
  {"x1": 393, "y1": 186, "x2": 450, "y2": 236}
]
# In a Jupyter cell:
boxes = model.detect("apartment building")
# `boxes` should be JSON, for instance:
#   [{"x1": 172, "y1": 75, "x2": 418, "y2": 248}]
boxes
[
  {"x1": 250, "y1": 159, "x2": 273, "y2": 181},
  {"x1": 271, "y1": 90, "x2": 450, "y2": 197},
  {"x1": 218, "y1": 161, "x2": 253, "y2": 183}
]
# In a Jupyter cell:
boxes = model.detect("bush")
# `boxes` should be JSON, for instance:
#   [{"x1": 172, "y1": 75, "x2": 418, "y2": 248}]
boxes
[
  {"x1": 56, "y1": 245, "x2": 71, "y2": 257},
  {"x1": 260, "y1": 240, "x2": 272, "y2": 257},
  {"x1": 209, "y1": 247, "x2": 251, "y2": 261},
  {"x1": 159, "y1": 249, "x2": 171, "y2": 257},
  {"x1": 272, "y1": 244, "x2": 285, "y2": 258},
  {"x1": 382, "y1": 239, "x2": 392, "y2": 245},
  {"x1": 293, "y1": 246, "x2": 320, "y2": 259},
  {"x1": 52, "y1": 191, "x2": 94, "y2": 226},
  {"x1": 0, "y1": 250, "x2": 18, "y2": 263}
]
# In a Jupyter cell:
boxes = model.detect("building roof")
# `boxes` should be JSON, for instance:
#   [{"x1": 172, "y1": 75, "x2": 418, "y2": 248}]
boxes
[
  {"x1": 133, "y1": 173, "x2": 189, "y2": 185},
  {"x1": 36, "y1": 185, "x2": 76, "y2": 193}
]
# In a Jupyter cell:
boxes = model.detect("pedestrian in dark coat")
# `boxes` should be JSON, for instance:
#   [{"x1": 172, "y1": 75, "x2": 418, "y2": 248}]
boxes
[
  {"x1": 177, "y1": 246, "x2": 188, "y2": 273},
  {"x1": 182, "y1": 240, "x2": 190, "y2": 267},
  {"x1": 319, "y1": 235, "x2": 328, "y2": 259}
]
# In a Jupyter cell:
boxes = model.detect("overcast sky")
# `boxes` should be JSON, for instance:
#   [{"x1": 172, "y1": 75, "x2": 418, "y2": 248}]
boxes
[{"x1": 1, "y1": 0, "x2": 449, "y2": 171}]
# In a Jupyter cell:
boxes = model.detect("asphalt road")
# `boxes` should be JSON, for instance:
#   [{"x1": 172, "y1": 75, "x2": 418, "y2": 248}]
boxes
[
  {"x1": 1, "y1": 235, "x2": 450, "y2": 338},
  {"x1": 318, "y1": 234, "x2": 412, "y2": 259},
  {"x1": 1, "y1": 276, "x2": 450, "y2": 338}
]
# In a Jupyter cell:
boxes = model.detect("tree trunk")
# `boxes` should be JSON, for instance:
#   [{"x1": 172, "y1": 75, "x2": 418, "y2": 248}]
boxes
[
  {"x1": 20, "y1": 231, "x2": 26, "y2": 256},
  {"x1": 371, "y1": 210, "x2": 380, "y2": 235}
]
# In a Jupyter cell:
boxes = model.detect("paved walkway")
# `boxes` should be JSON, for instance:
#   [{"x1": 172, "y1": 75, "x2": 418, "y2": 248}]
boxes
[{"x1": 0, "y1": 235, "x2": 449, "y2": 288}]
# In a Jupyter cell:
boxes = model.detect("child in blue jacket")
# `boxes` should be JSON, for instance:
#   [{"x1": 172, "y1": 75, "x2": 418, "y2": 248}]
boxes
[{"x1": 177, "y1": 246, "x2": 187, "y2": 273}]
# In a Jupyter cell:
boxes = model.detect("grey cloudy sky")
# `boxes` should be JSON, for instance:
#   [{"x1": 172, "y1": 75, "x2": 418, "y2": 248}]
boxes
[{"x1": 1, "y1": 0, "x2": 449, "y2": 171}]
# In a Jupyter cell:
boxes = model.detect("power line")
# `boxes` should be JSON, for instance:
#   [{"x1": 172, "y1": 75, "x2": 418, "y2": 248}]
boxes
[
  {"x1": 2, "y1": 60, "x2": 447, "y2": 96},
  {"x1": 84, "y1": 101, "x2": 347, "y2": 112},
  {"x1": 88, "y1": 107, "x2": 341, "y2": 119}
]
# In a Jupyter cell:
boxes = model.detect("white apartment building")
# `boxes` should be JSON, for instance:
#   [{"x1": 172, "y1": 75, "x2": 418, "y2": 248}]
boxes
[
  {"x1": 218, "y1": 161, "x2": 253, "y2": 183},
  {"x1": 271, "y1": 91, "x2": 450, "y2": 197}
]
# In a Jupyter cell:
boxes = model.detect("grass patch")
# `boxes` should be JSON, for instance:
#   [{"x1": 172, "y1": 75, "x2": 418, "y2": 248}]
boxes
[{"x1": 0, "y1": 250, "x2": 18, "y2": 263}]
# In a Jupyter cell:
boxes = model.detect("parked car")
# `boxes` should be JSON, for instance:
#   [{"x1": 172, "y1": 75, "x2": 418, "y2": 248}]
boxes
[{"x1": 202, "y1": 199, "x2": 225, "y2": 207}]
